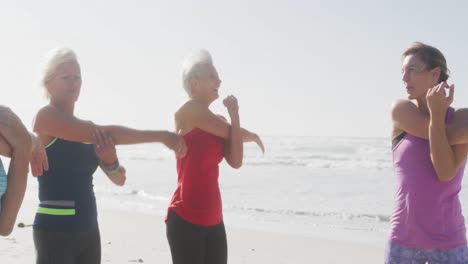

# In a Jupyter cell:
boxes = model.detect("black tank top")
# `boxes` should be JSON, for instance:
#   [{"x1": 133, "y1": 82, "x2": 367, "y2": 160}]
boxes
[{"x1": 33, "y1": 138, "x2": 99, "y2": 232}]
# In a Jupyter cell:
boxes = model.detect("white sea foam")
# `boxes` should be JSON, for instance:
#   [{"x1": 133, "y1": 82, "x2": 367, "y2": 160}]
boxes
[{"x1": 17, "y1": 136, "x2": 468, "y2": 242}]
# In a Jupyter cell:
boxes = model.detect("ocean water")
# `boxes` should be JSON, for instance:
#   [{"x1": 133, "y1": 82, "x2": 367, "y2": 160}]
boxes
[
  {"x1": 95, "y1": 135, "x2": 397, "y2": 242},
  {"x1": 17, "y1": 136, "x2": 468, "y2": 243}
]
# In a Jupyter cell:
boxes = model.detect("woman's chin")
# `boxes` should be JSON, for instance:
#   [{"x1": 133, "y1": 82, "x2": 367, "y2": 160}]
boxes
[{"x1": 406, "y1": 92, "x2": 417, "y2": 100}]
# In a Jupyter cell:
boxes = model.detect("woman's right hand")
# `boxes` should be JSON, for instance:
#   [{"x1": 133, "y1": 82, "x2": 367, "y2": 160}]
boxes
[{"x1": 93, "y1": 129, "x2": 118, "y2": 166}]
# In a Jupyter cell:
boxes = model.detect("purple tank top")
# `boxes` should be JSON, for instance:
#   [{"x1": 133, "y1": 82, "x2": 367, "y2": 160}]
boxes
[{"x1": 391, "y1": 107, "x2": 467, "y2": 249}]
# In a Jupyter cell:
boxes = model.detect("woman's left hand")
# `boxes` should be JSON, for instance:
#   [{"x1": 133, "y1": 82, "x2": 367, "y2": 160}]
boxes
[{"x1": 93, "y1": 129, "x2": 118, "y2": 166}]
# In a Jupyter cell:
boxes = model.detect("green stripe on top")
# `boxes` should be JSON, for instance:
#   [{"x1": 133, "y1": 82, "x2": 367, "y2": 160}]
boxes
[
  {"x1": 37, "y1": 207, "x2": 76, "y2": 216},
  {"x1": 45, "y1": 138, "x2": 93, "y2": 148},
  {"x1": 45, "y1": 138, "x2": 58, "y2": 148}
]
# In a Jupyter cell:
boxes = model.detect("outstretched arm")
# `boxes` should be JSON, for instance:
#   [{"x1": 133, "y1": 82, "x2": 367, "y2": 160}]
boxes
[{"x1": 34, "y1": 105, "x2": 186, "y2": 156}]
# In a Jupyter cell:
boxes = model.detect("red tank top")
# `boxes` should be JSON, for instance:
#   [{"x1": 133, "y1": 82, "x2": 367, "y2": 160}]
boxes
[{"x1": 167, "y1": 128, "x2": 224, "y2": 226}]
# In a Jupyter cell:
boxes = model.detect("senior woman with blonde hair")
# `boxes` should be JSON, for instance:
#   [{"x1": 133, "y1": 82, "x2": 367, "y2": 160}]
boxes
[
  {"x1": 31, "y1": 47, "x2": 186, "y2": 264},
  {"x1": 166, "y1": 49, "x2": 264, "y2": 264}
]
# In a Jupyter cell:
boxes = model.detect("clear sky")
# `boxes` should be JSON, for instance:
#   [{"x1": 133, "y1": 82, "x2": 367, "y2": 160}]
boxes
[{"x1": 1, "y1": 0, "x2": 467, "y2": 138}]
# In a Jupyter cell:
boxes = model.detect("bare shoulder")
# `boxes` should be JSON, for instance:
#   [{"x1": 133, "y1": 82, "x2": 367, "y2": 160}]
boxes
[
  {"x1": 390, "y1": 99, "x2": 415, "y2": 138},
  {"x1": 34, "y1": 105, "x2": 56, "y2": 126},
  {"x1": 177, "y1": 100, "x2": 203, "y2": 114},
  {"x1": 35, "y1": 105, "x2": 57, "y2": 119},
  {"x1": 175, "y1": 100, "x2": 207, "y2": 133},
  {"x1": 391, "y1": 99, "x2": 418, "y2": 119},
  {"x1": 391, "y1": 99, "x2": 416, "y2": 112},
  {"x1": 177, "y1": 100, "x2": 209, "y2": 120}
]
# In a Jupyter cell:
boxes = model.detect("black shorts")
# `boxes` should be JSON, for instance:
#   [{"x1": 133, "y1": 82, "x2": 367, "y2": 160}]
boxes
[
  {"x1": 166, "y1": 210, "x2": 227, "y2": 264},
  {"x1": 33, "y1": 229, "x2": 101, "y2": 264}
]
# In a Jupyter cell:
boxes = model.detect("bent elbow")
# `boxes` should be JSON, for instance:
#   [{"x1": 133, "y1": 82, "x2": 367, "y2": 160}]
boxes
[
  {"x1": 436, "y1": 172, "x2": 456, "y2": 182},
  {"x1": 437, "y1": 176, "x2": 455, "y2": 183},
  {"x1": 231, "y1": 160, "x2": 243, "y2": 169},
  {"x1": 0, "y1": 223, "x2": 14, "y2": 236}
]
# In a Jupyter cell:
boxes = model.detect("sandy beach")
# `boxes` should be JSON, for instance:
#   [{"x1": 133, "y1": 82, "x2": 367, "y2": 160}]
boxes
[
  {"x1": 0, "y1": 139, "x2": 392, "y2": 264},
  {"x1": 0, "y1": 199, "x2": 384, "y2": 264}
]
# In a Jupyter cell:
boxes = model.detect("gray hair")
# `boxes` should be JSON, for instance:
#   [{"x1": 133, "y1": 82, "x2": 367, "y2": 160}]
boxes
[
  {"x1": 181, "y1": 49, "x2": 213, "y2": 96},
  {"x1": 40, "y1": 47, "x2": 78, "y2": 98}
]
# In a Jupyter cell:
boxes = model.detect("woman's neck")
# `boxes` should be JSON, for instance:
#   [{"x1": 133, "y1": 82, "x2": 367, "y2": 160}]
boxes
[
  {"x1": 415, "y1": 98, "x2": 430, "y2": 115},
  {"x1": 191, "y1": 97, "x2": 212, "y2": 107},
  {"x1": 50, "y1": 100, "x2": 75, "y2": 114}
]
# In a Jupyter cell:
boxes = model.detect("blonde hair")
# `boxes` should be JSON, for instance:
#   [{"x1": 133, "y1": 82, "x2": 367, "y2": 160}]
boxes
[
  {"x1": 181, "y1": 49, "x2": 213, "y2": 96},
  {"x1": 40, "y1": 47, "x2": 78, "y2": 98}
]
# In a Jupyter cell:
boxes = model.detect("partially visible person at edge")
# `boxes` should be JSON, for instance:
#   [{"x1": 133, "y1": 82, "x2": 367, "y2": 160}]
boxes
[
  {"x1": 31, "y1": 47, "x2": 187, "y2": 264},
  {"x1": 0, "y1": 106, "x2": 48, "y2": 236},
  {"x1": 166, "y1": 49, "x2": 264, "y2": 264},
  {"x1": 389, "y1": 42, "x2": 468, "y2": 263}
]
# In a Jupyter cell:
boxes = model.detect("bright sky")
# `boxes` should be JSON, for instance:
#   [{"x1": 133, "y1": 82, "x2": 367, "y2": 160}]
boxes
[{"x1": 1, "y1": 1, "x2": 467, "y2": 138}]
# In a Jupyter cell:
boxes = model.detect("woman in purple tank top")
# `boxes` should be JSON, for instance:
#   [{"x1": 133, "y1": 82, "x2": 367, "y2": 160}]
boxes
[{"x1": 389, "y1": 42, "x2": 468, "y2": 263}]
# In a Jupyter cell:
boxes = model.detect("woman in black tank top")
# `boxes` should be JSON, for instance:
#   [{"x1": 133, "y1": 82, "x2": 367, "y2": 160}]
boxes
[{"x1": 31, "y1": 47, "x2": 187, "y2": 264}]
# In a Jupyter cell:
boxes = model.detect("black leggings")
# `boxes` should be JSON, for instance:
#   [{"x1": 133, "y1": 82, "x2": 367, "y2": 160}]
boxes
[
  {"x1": 166, "y1": 210, "x2": 227, "y2": 264},
  {"x1": 33, "y1": 229, "x2": 101, "y2": 264}
]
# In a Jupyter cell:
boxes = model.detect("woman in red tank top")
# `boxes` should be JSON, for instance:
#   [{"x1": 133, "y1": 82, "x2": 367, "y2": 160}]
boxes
[{"x1": 166, "y1": 49, "x2": 264, "y2": 264}]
